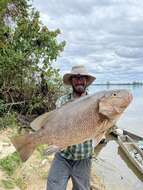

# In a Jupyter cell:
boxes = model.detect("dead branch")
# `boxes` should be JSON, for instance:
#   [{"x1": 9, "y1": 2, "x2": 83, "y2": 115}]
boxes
[{"x1": 5, "y1": 101, "x2": 26, "y2": 107}]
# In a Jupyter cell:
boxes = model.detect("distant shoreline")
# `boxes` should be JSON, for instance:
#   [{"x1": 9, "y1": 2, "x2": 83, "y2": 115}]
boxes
[{"x1": 92, "y1": 83, "x2": 143, "y2": 86}]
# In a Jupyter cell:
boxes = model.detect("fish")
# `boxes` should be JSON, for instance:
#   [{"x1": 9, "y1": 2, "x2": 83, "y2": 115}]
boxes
[{"x1": 11, "y1": 89, "x2": 133, "y2": 162}]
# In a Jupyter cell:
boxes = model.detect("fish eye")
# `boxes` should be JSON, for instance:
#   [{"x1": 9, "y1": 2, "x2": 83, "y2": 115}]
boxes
[{"x1": 112, "y1": 93, "x2": 117, "y2": 96}]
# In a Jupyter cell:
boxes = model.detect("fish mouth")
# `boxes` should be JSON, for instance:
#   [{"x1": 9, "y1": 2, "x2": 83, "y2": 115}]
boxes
[{"x1": 121, "y1": 92, "x2": 133, "y2": 110}]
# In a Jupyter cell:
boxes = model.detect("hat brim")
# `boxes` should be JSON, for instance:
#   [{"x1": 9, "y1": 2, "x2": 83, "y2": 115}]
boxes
[{"x1": 63, "y1": 73, "x2": 96, "y2": 86}]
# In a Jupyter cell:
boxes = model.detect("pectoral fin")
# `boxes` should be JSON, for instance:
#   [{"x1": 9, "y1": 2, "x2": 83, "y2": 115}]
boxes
[
  {"x1": 30, "y1": 111, "x2": 55, "y2": 131},
  {"x1": 92, "y1": 132, "x2": 106, "y2": 148},
  {"x1": 99, "y1": 98, "x2": 119, "y2": 119},
  {"x1": 99, "y1": 100, "x2": 114, "y2": 117}
]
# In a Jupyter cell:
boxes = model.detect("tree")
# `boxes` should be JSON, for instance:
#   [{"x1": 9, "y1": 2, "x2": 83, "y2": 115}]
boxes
[{"x1": 0, "y1": 0, "x2": 66, "y2": 115}]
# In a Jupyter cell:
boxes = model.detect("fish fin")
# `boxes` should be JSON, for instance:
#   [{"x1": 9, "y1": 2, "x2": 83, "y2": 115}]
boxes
[
  {"x1": 93, "y1": 132, "x2": 106, "y2": 148},
  {"x1": 99, "y1": 99, "x2": 116, "y2": 118},
  {"x1": 99, "y1": 97, "x2": 122, "y2": 118},
  {"x1": 11, "y1": 134, "x2": 36, "y2": 162},
  {"x1": 30, "y1": 111, "x2": 54, "y2": 131},
  {"x1": 44, "y1": 145, "x2": 60, "y2": 156}
]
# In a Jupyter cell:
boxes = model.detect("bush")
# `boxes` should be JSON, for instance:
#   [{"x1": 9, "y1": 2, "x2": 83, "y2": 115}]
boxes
[
  {"x1": 0, "y1": 152, "x2": 21, "y2": 176},
  {"x1": 0, "y1": 112, "x2": 18, "y2": 130},
  {"x1": 0, "y1": 99, "x2": 6, "y2": 116},
  {"x1": 0, "y1": 0, "x2": 66, "y2": 116}
]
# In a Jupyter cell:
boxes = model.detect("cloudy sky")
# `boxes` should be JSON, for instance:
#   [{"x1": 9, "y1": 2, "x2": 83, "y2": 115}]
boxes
[{"x1": 33, "y1": 0, "x2": 143, "y2": 83}]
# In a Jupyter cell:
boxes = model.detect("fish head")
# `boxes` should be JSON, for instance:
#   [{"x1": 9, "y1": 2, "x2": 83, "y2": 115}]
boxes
[{"x1": 98, "y1": 89, "x2": 133, "y2": 120}]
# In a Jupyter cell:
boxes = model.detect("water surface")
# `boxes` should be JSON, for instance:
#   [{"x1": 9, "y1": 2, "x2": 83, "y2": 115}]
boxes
[{"x1": 89, "y1": 85, "x2": 143, "y2": 190}]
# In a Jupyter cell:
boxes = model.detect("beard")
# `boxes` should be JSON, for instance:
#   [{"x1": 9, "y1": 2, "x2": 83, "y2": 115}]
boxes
[{"x1": 72, "y1": 84, "x2": 86, "y2": 94}]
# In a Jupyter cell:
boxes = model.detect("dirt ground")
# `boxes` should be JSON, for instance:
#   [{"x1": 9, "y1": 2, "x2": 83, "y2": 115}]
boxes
[{"x1": 0, "y1": 129, "x2": 106, "y2": 190}]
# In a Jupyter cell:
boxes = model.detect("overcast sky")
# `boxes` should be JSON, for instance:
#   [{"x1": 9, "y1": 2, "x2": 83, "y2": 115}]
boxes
[{"x1": 33, "y1": 0, "x2": 143, "y2": 83}]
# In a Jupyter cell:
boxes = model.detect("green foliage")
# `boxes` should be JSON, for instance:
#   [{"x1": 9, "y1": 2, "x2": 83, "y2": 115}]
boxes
[
  {"x1": 1, "y1": 179, "x2": 15, "y2": 189},
  {"x1": 0, "y1": 99, "x2": 6, "y2": 115},
  {"x1": 0, "y1": 152, "x2": 21, "y2": 176},
  {"x1": 0, "y1": 112, "x2": 18, "y2": 130},
  {"x1": 1, "y1": 176, "x2": 27, "y2": 190},
  {"x1": 0, "y1": 0, "x2": 66, "y2": 116}
]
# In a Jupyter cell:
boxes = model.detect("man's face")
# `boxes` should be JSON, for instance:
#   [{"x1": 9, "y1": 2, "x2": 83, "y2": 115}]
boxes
[{"x1": 71, "y1": 75, "x2": 87, "y2": 94}]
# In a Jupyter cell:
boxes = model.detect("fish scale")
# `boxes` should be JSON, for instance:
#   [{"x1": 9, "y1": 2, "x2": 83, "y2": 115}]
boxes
[{"x1": 11, "y1": 89, "x2": 133, "y2": 162}]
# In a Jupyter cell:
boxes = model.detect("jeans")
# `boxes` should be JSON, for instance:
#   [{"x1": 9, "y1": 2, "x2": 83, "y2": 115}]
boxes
[{"x1": 46, "y1": 152, "x2": 91, "y2": 190}]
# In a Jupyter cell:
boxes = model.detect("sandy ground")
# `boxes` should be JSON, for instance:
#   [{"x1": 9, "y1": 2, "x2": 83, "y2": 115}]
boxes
[
  {"x1": 0, "y1": 129, "x2": 106, "y2": 190},
  {"x1": 92, "y1": 158, "x2": 137, "y2": 190}
]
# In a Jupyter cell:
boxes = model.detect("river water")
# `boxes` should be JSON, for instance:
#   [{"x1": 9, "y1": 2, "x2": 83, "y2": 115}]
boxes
[{"x1": 89, "y1": 84, "x2": 143, "y2": 190}]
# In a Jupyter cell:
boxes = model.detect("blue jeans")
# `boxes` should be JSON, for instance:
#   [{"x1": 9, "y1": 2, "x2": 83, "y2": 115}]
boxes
[{"x1": 46, "y1": 152, "x2": 91, "y2": 190}]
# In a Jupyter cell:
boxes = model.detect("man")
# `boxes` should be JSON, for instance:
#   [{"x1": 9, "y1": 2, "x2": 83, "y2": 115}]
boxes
[{"x1": 46, "y1": 65, "x2": 96, "y2": 190}]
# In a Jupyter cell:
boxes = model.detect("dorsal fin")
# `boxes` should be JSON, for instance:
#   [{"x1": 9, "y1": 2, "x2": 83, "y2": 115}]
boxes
[{"x1": 30, "y1": 111, "x2": 55, "y2": 131}]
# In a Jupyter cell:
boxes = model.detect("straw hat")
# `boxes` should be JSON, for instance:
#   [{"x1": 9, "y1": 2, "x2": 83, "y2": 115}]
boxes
[{"x1": 63, "y1": 65, "x2": 96, "y2": 86}]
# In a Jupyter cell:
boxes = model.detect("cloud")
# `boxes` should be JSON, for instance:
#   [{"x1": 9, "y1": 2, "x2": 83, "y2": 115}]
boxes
[
  {"x1": 33, "y1": 0, "x2": 143, "y2": 82},
  {"x1": 115, "y1": 46, "x2": 143, "y2": 58}
]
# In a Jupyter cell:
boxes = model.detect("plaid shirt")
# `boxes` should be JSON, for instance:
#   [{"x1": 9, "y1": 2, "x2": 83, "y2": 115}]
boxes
[{"x1": 56, "y1": 93, "x2": 93, "y2": 160}]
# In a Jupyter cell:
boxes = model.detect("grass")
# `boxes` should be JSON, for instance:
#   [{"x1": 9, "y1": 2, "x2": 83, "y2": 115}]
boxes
[
  {"x1": 1, "y1": 179, "x2": 15, "y2": 189},
  {"x1": 0, "y1": 177, "x2": 27, "y2": 190},
  {"x1": 0, "y1": 113, "x2": 18, "y2": 130},
  {"x1": 0, "y1": 152, "x2": 21, "y2": 176},
  {"x1": 0, "y1": 152, "x2": 27, "y2": 189},
  {"x1": 0, "y1": 114, "x2": 52, "y2": 189},
  {"x1": 36, "y1": 144, "x2": 48, "y2": 160},
  {"x1": 14, "y1": 177, "x2": 27, "y2": 190}
]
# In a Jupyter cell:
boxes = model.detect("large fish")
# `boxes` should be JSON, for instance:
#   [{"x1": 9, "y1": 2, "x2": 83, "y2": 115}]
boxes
[{"x1": 12, "y1": 89, "x2": 133, "y2": 162}]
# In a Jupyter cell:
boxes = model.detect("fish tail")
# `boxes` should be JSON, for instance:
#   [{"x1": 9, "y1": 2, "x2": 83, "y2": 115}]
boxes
[{"x1": 11, "y1": 134, "x2": 36, "y2": 162}]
